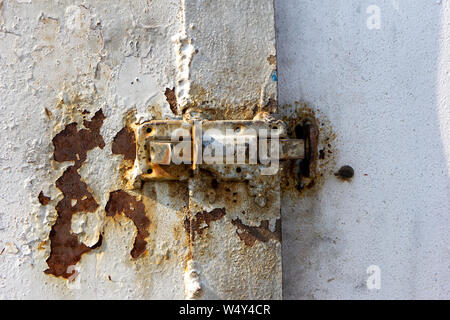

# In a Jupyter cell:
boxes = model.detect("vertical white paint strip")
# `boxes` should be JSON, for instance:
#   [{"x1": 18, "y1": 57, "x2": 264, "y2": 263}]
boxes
[
  {"x1": 438, "y1": 1, "x2": 450, "y2": 177},
  {"x1": 172, "y1": 0, "x2": 195, "y2": 109}
]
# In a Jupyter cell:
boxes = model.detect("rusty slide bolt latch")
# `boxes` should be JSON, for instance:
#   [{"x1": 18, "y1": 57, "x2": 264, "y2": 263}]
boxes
[{"x1": 128, "y1": 117, "x2": 310, "y2": 187}]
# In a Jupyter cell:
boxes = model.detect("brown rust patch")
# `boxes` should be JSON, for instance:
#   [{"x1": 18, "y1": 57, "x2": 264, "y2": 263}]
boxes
[
  {"x1": 231, "y1": 218, "x2": 281, "y2": 247},
  {"x1": 184, "y1": 208, "x2": 226, "y2": 241},
  {"x1": 38, "y1": 191, "x2": 51, "y2": 205},
  {"x1": 105, "y1": 190, "x2": 150, "y2": 259},
  {"x1": 45, "y1": 109, "x2": 106, "y2": 279},
  {"x1": 52, "y1": 109, "x2": 105, "y2": 168},
  {"x1": 45, "y1": 166, "x2": 102, "y2": 278},
  {"x1": 165, "y1": 87, "x2": 178, "y2": 115},
  {"x1": 112, "y1": 126, "x2": 136, "y2": 161},
  {"x1": 267, "y1": 55, "x2": 277, "y2": 66}
]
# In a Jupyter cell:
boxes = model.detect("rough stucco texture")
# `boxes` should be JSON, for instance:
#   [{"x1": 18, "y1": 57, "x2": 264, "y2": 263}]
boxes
[{"x1": 276, "y1": 0, "x2": 450, "y2": 299}]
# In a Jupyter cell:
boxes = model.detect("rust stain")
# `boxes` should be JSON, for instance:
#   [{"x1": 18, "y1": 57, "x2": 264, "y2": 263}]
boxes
[
  {"x1": 105, "y1": 190, "x2": 150, "y2": 259},
  {"x1": 52, "y1": 110, "x2": 106, "y2": 168},
  {"x1": 44, "y1": 108, "x2": 53, "y2": 119},
  {"x1": 267, "y1": 55, "x2": 277, "y2": 66},
  {"x1": 280, "y1": 102, "x2": 336, "y2": 196},
  {"x1": 38, "y1": 191, "x2": 51, "y2": 205},
  {"x1": 184, "y1": 208, "x2": 226, "y2": 241},
  {"x1": 45, "y1": 109, "x2": 106, "y2": 279},
  {"x1": 231, "y1": 218, "x2": 281, "y2": 247},
  {"x1": 263, "y1": 98, "x2": 278, "y2": 114},
  {"x1": 38, "y1": 241, "x2": 47, "y2": 251},
  {"x1": 165, "y1": 87, "x2": 178, "y2": 115},
  {"x1": 112, "y1": 126, "x2": 136, "y2": 161},
  {"x1": 45, "y1": 166, "x2": 102, "y2": 278}
]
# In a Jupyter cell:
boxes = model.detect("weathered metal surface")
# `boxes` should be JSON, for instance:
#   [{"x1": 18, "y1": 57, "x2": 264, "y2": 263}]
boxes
[
  {"x1": 131, "y1": 118, "x2": 306, "y2": 185},
  {"x1": 0, "y1": 0, "x2": 291, "y2": 300}
]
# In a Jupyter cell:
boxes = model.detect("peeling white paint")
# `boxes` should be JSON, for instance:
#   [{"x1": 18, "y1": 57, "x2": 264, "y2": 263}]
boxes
[{"x1": 2, "y1": 0, "x2": 445, "y2": 301}]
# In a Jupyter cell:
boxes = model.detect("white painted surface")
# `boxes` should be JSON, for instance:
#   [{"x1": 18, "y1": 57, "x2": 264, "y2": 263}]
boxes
[
  {"x1": 0, "y1": 0, "x2": 448, "y2": 300},
  {"x1": 276, "y1": 0, "x2": 450, "y2": 299}
]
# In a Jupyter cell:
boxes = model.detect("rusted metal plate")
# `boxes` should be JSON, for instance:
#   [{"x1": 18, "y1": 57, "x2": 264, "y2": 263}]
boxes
[{"x1": 132, "y1": 118, "x2": 305, "y2": 185}]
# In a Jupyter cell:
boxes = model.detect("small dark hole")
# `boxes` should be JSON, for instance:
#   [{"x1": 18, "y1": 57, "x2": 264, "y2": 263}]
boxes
[
  {"x1": 146, "y1": 127, "x2": 152, "y2": 133},
  {"x1": 179, "y1": 136, "x2": 184, "y2": 141},
  {"x1": 335, "y1": 165, "x2": 354, "y2": 180},
  {"x1": 295, "y1": 123, "x2": 306, "y2": 139},
  {"x1": 236, "y1": 167, "x2": 242, "y2": 173},
  {"x1": 211, "y1": 179, "x2": 219, "y2": 189}
]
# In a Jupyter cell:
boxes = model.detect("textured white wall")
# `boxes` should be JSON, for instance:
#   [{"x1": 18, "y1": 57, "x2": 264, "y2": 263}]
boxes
[{"x1": 276, "y1": 0, "x2": 450, "y2": 299}]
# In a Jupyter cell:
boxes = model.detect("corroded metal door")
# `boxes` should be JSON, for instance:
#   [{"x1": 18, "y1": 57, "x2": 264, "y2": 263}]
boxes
[{"x1": 13, "y1": 0, "x2": 281, "y2": 299}]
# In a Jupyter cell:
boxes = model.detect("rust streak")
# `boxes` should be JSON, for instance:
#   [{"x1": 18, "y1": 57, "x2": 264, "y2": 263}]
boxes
[
  {"x1": 184, "y1": 208, "x2": 226, "y2": 241},
  {"x1": 105, "y1": 190, "x2": 150, "y2": 259},
  {"x1": 112, "y1": 126, "x2": 136, "y2": 161},
  {"x1": 165, "y1": 87, "x2": 178, "y2": 115},
  {"x1": 231, "y1": 218, "x2": 281, "y2": 247}
]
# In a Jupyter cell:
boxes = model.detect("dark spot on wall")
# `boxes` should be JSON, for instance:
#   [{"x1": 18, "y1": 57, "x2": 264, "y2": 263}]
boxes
[
  {"x1": 105, "y1": 190, "x2": 150, "y2": 259},
  {"x1": 165, "y1": 87, "x2": 178, "y2": 115},
  {"x1": 52, "y1": 109, "x2": 105, "y2": 168},
  {"x1": 335, "y1": 165, "x2": 354, "y2": 181},
  {"x1": 267, "y1": 55, "x2": 277, "y2": 66},
  {"x1": 319, "y1": 149, "x2": 325, "y2": 160},
  {"x1": 38, "y1": 191, "x2": 51, "y2": 205},
  {"x1": 44, "y1": 108, "x2": 53, "y2": 119},
  {"x1": 112, "y1": 126, "x2": 136, "y2": 161},
  {"x1": 231, "y1": 218, "x2": 281, "y2": 247},
  {"x1": 45, "y1": 109, "x2": 106, "y2": 279},
  {"x1": 45, "y1": 166, "x2": 102, "y2": 278},
  {"x1": 184, "y1": 208, "x2": 226, "y2": 241}
]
